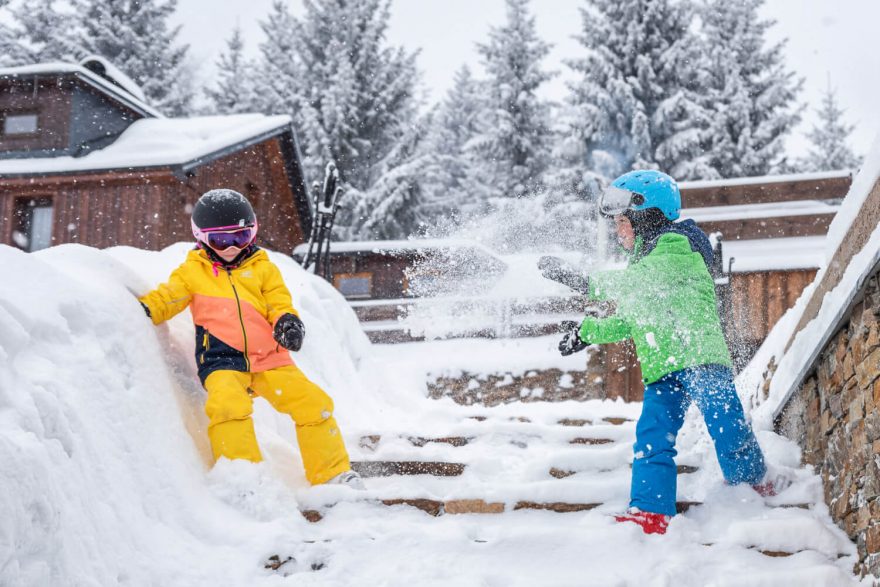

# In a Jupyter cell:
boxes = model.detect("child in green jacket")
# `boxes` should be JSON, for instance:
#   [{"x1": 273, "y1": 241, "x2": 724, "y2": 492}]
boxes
[{"x1": 541, "y1": 170, "x2": 782, "y2": 534}]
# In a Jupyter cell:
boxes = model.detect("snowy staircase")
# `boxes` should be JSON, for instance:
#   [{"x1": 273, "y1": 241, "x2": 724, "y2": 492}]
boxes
[
  {"x1": 291, "y1": 407, "x2": 857, "y2": 564},
  {"x1": 273, "y1": 392, "x2": 863, "y2": 584}
]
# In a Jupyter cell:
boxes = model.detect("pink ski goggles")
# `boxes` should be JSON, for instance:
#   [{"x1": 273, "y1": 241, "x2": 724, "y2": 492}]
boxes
[{"x1": 192, "y1": 221, "x2": 257, "y2": 251}]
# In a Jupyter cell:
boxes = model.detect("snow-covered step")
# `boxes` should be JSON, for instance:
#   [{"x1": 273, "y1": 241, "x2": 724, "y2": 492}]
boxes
[
  {"x1": 351, "y1": 460, "x2": 466, "y2": 477},
  {"x1": 549, "y1": 464, "x2": 700, "y2": 479}
]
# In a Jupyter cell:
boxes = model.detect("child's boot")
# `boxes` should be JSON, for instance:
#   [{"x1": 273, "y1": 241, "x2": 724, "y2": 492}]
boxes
[{"x1": 615, "y1": 507, "x2": 670, "y2": 535}]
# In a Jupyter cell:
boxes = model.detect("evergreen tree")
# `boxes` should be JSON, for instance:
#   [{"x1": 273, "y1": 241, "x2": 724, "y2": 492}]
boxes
[
  {"x1": 73, "y1": 0, "x2": 194, "y2": 115},
  {"x1": 257, "y1": 0, "x2": 418, "y2": 187},
  {"x1": 205, "y1": 26, "x2": 257, "y2": 114},
  {"x1": 255, "y1": 0, "x2": 420, "y2": 239},
  {"x1": 0, "y1": 0, "x2": 79, "y2": 66},
  {"x1": 566, "y1": 0, "x2": 708, "y2": 180},
  {"x1": 419, "y1": 65, "x2": 489, "y2": 223},
  {"x1": 699, "y1": 0, "x2": 802, "y2": 178},
  {"x1": 800, "y1": 81, "x2": 861, "y2": 172},
  {"x1": 471, "y1": 0, "x2": 554, "y2": 198},
  {"x1": 353, "y1": 117, "x2": 433, "y2": 239}
]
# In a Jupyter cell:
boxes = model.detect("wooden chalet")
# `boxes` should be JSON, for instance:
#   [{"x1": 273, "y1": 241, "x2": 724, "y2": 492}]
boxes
[{"x1": 0, "y1": 59, "x2": 312, "y2": 253}]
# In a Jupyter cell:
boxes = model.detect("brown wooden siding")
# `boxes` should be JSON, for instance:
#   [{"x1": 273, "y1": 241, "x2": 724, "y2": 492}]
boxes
[
  {"x1": 0, "y1": 77, "x2": 72, "y2": 153},
  {"x1": 0, "y1": 137, "x2": 306, "y2": 253},
  {"x1": 681, "y1": 175, "x2": 852, "y2": 208},
  {"x1": 699, "y1": 213, "x2": 834, "y2": 240},
  {"x1": 330, "y1": 252, "x2": 411, "y2": 298}
]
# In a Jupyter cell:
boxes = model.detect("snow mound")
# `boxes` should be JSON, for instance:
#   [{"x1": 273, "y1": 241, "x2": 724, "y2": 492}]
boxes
[{"x1": 0, "y1": 243, "x2": 388, "y2": 585}]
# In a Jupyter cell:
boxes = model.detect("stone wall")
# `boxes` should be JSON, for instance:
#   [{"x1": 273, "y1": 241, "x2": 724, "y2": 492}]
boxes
[{"x1": 777, "y1": 270, "x2": 880, "y2": 578}]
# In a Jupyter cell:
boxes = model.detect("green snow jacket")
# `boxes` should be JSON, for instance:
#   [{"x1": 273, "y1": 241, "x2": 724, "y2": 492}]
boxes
[{"x1": 580, "y1": 231, "x2": 732, "y2": 385}]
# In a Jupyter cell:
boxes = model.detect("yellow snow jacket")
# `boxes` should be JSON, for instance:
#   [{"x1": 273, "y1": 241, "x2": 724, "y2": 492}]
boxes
[{"x1": 140, "y1": 247, "x2": 297, "y2": 383}]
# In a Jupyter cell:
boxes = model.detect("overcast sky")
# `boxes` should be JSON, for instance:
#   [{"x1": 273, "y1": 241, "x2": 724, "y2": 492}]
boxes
[{"x1": 175, "y1": 0, "x2": 878, "y2": 159}]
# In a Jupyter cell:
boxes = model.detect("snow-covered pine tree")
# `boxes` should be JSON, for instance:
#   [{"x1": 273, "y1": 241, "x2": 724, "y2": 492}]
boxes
[
  {"x1": 251, "y1": 1, "x2": 299, "y2": 117},
  {"x1": 73, "y1": 0, "x2": 194, "y2": 116},
  {"x1": 255, "y1": 0, "x2": 420, "y2": 239},
  {"x1": 471, "y1": 0, "x2": 554, "y2": 199},
  {"x1": 257, "y1": 0, "x2": 418, "y2": 189},
  {"x1": 800, "y1": 81, "x2": 861, "y2": 172},
  {"x1": 205, "y1": 26, "x2": 258, "y2": 115},
  {"x1": 0, "y1": 0, "x2": 80, "y2": 66},
  {"x1": 353, "y1": 117, "x2": 433, "y2": 239},
  {"x1": 566, "y1": 0, "x2": 708, "y2": 180},
  {"x1": 418, "y1": 65, "x2": 490, "y2": 225},
  {"x1": 699, "y1": 0, "x2": 802, "y2": 178}
]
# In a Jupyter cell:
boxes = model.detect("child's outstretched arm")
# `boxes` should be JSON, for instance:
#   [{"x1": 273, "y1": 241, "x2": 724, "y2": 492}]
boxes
[{"x1": 138, "y1": 266, "x2": 192, "y2": 325}]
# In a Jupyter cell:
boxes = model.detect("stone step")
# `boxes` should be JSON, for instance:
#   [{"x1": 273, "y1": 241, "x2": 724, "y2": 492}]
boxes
[
  {"x1": 548, "y1": 464, "x2": 699, "y2": 479},
  {"x1": 465, "y1": 416, "x2": 634, "y2": 426},
  {"x1": 351, "y1": 460, "x2": 466, "y2": 477},
  {"x1": 299, "y1": 498, "x2": 705, "y2": 522},
  {"x1": 558, "y1": 417, "x2": 633, "y2": 427},
  {"x1": 358, "y1": 435, "x2": 473, "y2": 451}
]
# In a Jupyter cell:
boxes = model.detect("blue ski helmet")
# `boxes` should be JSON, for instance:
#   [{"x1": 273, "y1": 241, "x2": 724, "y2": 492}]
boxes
[{"x1": 601, "y1": 170, "x2": 681, "y2": 221}]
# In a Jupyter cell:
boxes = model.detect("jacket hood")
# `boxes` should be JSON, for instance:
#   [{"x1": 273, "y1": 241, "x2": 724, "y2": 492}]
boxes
[{"x1": 638, "y1": 219, "x2": 713, "y2": 267}]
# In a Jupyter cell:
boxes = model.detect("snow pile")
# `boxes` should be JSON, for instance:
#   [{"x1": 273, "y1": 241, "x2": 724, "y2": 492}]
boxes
[{"x1": 0, "y1": 242, "x2": 392, "y2": 585}]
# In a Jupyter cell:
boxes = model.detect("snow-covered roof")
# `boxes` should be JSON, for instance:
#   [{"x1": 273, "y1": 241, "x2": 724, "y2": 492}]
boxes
[
  {"x1": 746, "y1": 132, "x2": 880, "y2": 425},
  {"x1": 292, "y1": 238, "x2": 501, "y2": 258},
  {"x1": 0, "y1": 61, "x2": 163, "y2": 118},
  {"x1": 679, "y1": 169, "x2": 853, "y2": 191},
  {"x1": 79, "y1": 55, "x2": 147, "y2": 103},
  {"x1": 722, "y1": 236, "x2": 826, "y2": 273},
  {"x1": 0, "y1": 114, "x2": 294, "y2": 176},
  {"x1": 681, "y1": 199, "x2": 840, "y2": 223}
]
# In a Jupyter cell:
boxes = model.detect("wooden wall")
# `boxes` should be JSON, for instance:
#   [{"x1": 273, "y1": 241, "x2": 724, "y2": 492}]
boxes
[
  {"x1": 330, "y1": 252, "x2": 411, "y2": 299},
  {"x1": 0, "y1": 77, "x2": 72, "y2": 153},
  {"x1": 730, "y1": 269, "x2": 818, "y2": 354},
  {"x1": 680, "y1": 175, "x2": 852, "y2": 208},
  {"x1": 0, "y1": 137, "x2": 306, "y2": 254}
]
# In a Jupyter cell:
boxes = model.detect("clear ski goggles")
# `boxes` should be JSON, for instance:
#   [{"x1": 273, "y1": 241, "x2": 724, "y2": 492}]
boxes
[
  {"x1": 202, "y1": 225, "x2": 256, "y2": 250},
  {"x1": 599, "y1": 186, "x2": 646, "y2": 217}
]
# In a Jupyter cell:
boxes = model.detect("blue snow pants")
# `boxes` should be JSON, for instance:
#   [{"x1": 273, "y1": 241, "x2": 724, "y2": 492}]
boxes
[{"x1": 630, "y1": 364, "x2": 766, "y2": 516}]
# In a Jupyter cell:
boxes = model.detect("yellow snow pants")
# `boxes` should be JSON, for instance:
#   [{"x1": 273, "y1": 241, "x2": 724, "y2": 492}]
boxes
[{"x1": 203, "y1": 365, "x2": 351, "y2": 485}]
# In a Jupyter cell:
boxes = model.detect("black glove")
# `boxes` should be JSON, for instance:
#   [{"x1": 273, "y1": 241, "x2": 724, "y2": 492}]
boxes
[
  {"x1": 139, "y1": 302, "x2": 152, "y2": 318},
  {"x1": 538, "y1": 256, "x2": 591, "y2": 295},
  {"x1": 273, "y1": 313, "x2": 305, "y2": 352},
  {"x1": 558, "y1": 320, "x2": 589, "y2": 356}
]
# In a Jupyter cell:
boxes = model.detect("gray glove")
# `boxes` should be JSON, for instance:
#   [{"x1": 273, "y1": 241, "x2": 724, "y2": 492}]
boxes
[
  {"x1": 558, "y1": 320, "x2": 589, "y2": 356},
  {"x1": 538, "y1": 256, "x2": 591, "y2": 295}
]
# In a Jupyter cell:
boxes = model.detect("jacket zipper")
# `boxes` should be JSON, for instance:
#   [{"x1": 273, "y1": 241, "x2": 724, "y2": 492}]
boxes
[{"x1": 226, "y1": 269, "x2": 250, "y2": 371}]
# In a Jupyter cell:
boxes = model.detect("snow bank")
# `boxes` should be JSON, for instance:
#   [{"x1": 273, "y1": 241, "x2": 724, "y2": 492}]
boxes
[{"x1": 0, "y1": 242, "x2": 391, "y2": 585}]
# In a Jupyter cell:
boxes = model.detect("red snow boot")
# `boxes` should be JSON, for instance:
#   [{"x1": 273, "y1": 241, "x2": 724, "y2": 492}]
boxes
[
  {"x1": 614, "y1": 508, "x2": 670, "y2": 535},
  {"x1": 751, "y1": 480, "x2": 777, "y2": 497},
  {"x1": 751, "y1": 465, "x2": 794, "y2": 497}
]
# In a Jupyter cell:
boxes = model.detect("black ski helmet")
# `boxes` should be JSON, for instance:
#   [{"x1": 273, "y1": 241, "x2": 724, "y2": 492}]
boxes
[{"x1": 190, "y1": 189, "x2": 258, "y2": 247}]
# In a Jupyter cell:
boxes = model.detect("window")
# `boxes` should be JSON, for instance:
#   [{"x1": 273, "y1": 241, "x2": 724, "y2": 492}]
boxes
[
  {"x1": 12, "y1": 197, "x2": 54, "y2": 252},
  {"x1": 334, "y1": 272, "x2": 372, "y2": 299},
  {"x1": 3, "y1": 113, "x2": 39, "y2": 136}
]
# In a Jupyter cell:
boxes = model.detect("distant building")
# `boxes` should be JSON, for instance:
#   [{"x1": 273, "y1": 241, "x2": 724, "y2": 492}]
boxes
[{"x1": 0, "y1": 59, "x2": 312, "y2": 253}]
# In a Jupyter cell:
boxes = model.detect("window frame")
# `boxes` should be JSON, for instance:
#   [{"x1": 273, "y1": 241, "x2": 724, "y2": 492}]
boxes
[
  {"x1": 12, "y1": 196, "x2": 55, "y2": 252},
  {"x1": 1, "y1": 110, "x2": 40, "y2": 137},
  {"x1": 333, "y1": 272, "x2": 373, "y2": 300}
]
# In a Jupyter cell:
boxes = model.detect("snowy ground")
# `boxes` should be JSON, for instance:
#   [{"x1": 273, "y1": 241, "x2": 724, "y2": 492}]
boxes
[{"x1": 0, "y1": 243, "x2": 869, "y2": 586}]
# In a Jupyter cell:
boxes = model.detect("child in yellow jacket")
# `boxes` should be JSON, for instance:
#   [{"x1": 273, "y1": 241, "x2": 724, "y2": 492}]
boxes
[{"x1": 139, "y1": 189, "x2": 363, "y2": 488}]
